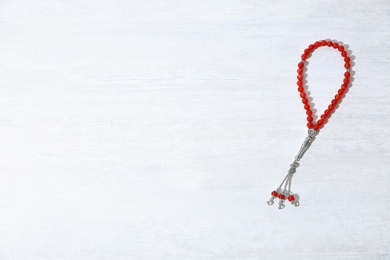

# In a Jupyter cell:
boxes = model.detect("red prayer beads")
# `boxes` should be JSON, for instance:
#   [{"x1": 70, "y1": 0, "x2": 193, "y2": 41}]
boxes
[
  {"x1": 296, "y1": 40, "x2": 351, "y2": 131},
  {"x1": 267, "y1": 40, "x2": 353, "y2": 209}
]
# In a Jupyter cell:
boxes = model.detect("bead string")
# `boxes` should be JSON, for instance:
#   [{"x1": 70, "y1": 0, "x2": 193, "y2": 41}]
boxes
[
  {"x1": 297, "y1": 40, "x2": 351, "y2": 131},
  {"x1": 267, "y1": 40, "x2": 352, "y2": 209}
]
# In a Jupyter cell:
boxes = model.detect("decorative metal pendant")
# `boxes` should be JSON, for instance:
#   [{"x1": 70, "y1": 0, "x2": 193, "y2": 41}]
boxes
[{"x1": 267, "y1": 128, "x2": 317, "y2": 209}]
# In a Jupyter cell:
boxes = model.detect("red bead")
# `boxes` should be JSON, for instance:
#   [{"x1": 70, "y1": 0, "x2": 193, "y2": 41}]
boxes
[
  {"x1": 338, "y1": 88, "x2": 345, "y2": 95},
  {"x1": 341, "y1": 51, "x2": 348, "y2": 57},
  {"x1": 324, "y1": 109, "x2": 330, "y2": 116},
  {"x1": 328, "y1": 104, "x2": 334, "y2": 111},
  {"x1": 306, "y1": 110, "x2": 312, "y2": 115},
  {"x1": 308, "y1": 44, "x2": 315, "y2": 51},
  {"x1": 331, "y1": 99, "x2": 337, "y2": 105},
  {"x1": 318, "y1": 119, "x2": 324, "y2": 126},
  {"x1": 307, "y1": 115, "x2": 313, "y2": 122},
  {"x1": 341, "y1": 84, "x2": 348, "y2": 90},
  {"x1": 297, "y1": 75, "x2": 303, "y2": 80},
  {"x1": 279, "y1": 194, "x2": 286, "y2": 200},
  {"x1": 302, "y1": 98, "x2": 309, "y2": 104},
  {"x1": 304, "y1": 104, "x2": 310, "y2": 110},
  {"x1": 288, "y1": 195, "x2": 295, "y2": 201},
  {"x1": 333, "y1": 42, "x2": 339, "y2": 49},
  {"x1": 313, "y1": 124, "x2": 319, "y2": 130},
  {"x1": 321, "y1": 114, "x2": 327, "y2": 120},
  {"x1": 307, "y1": 122, "x2": 313, "y2": 128},
  {"x1": 300, "y1": 92, "x2": 306, "y2": 98},
  {"x1": 298, "y1": 87, "x2": 304, "y2": 92},
  {"x1": 297, "y1": 69, "x2": 303, "y2": 74},
  {"x1": 327, "y1": 41, "x2": 333, "y2": 47},
  {"x1": 301, "y1": 54, "x2": 307, "y2": 60},
  {"x1": 344, "y1": 57, "x2": 351, "y2": 62},
  {"x1": 344, "y1": 71, "x2": 351, "y2": 78},
  {"x1": 335, "y1": 94, "x2": 341, "y2": 101},
  {"x1": 344, "y1": 63, "x2": 351, "y2": 69},
  {"x1": 320, "y1": 40, "x2": 327, "y2": 46},
  {"x1": 343, "y1": 78, "x2": 349, "y2": 84},
  {"x1": 297, "y1": 81, "x2": 303, "y2": 87},
  {"x1": 298, "y1": 62, "x2": 304, "y2": 68},
  {"x1": 314, "y1": 41, "x2": 320, "y2": 48},
  {"x1": 271, "y1": 191, "x2": 278, "y2": 197},
  {"x1": 338, "y1": 45, "x2": 345, "y2": 52},
  {"x1": 304, "y1": 48, "x2": 310, "y2": 55}
]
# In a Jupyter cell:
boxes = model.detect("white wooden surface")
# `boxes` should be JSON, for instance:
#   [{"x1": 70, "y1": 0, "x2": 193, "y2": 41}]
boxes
[{"x1": 0, "y1": 0, "x2": 389, "y2": 259}]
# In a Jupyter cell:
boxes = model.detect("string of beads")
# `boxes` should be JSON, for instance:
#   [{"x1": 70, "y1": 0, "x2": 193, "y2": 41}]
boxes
[
  {"x1": 267, "y1": 40, "x2": 352, "y2": 209},
  {"x1": 296, "y1": 40, "x2": 351, "y2": 131}
]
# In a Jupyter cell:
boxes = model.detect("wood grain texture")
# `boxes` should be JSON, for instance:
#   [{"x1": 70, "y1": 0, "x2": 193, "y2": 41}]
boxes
[{"x1": 0, "y1": 0, "x2": 389, "y2": 259}]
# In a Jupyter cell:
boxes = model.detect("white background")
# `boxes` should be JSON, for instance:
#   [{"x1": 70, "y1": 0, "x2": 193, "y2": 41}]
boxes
[{"x1": 0, "y1": 0, "x2": 389, "y2": 259}]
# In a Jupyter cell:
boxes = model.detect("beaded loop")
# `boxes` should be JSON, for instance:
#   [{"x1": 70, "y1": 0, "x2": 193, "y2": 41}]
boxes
[{"x1": 296, "y1": 40, "x2": 351, "y2": 131}]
